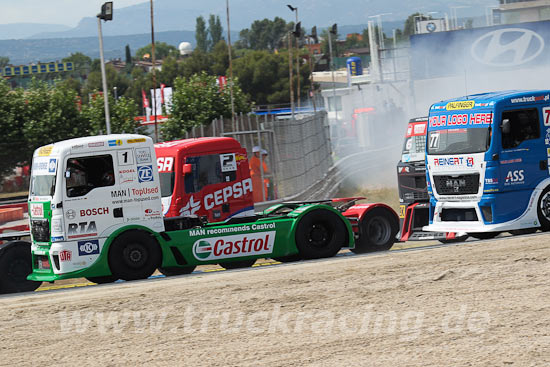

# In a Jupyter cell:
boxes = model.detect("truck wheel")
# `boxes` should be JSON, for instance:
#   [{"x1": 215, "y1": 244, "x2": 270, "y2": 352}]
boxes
[
  {"x1": 0, "y1": 241, "x2": 41, "y2": 293},
  {"x1": 469, "y1": 232, "x2": 500, "y2": 240},
  {"x1": 272, "y1": 254, "x2": 302, "y2": 262},
  {"x1": 220, "y1": 260, "x2": 256, "y2": 269},
  {"x1": 85, "y1": 275, "x2": 118, "y2": 284},
  {"x1": 351, "y1": 208, "x2": 398, "y2": 254},
  {"x1": 158, "y1": 266, "x2": 196, "y2": 276},
  {"x1": 538, "y1": 186, "x2": 550, "y2": 231},
  {"x1": 108, "y1": 231, "x2": 161, "y2": 281},
  {"x1": 295, "y1": 209, "x2": 347, "y2": 259}
]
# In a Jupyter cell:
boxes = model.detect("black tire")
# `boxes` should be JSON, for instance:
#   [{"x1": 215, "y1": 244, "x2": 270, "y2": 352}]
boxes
[
  {"x1": 272, "y1": 254, "x2": 302, "y2": 262},
  {"x1": 219, "y1": 259, "x2": 256, "y2": 269},
  {"x1": 295, "y1": 209, "x2": 347, "y2": 259},
  {"x1": 158, "y1": 266, "x2": 196, "y2": 276},
  {"x1": 469, "y1": 232, "x2": 500, "y2": 240},
  {"x1": 537, "y1": 186, "x2": 550, "y2": 231},
  {"x1": 85, "y1": 275, "x2": 118, "y2": 284},
  {"x1": 108, "y1": 231, "x2": 162, "y2": 281},
  {"x1": 509, "y1": 228, "x2": 537, "y2": 236},
  {"x1": 352, "y1": 208, "x2": 399, "y2": 254},
  {"x1": 0, "y1": 241, "x2": 41, "y2": 294}
]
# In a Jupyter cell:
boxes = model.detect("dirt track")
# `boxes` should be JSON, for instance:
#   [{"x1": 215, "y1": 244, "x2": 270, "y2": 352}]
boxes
[{"x1": 1, "y1": 235, "x2": 549, "y2": 366}]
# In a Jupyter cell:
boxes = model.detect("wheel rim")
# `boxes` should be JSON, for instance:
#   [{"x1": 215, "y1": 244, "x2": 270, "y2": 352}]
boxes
[
  {"x1": 540, "y1": 191, "x2": 550, "y2": 221},
  {"x1": 307, "y1": 223, "x2": 331, "y2": 248},
  {"x1": 122, "y1": 243, "x2": 148, "y2": 268},
  {"x1": 367, "y1": 217, "x2": 391, "y2": 246}
]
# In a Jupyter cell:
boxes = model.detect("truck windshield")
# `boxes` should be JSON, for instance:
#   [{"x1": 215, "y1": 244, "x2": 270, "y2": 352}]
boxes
[
  {"x1": 159, "y1": 172, "x2": 175, "y2": 197},
  {"x1": 401, "y1": 134, "x2": 426, "y2": 162},
  {"x1": 30, "y1": 175, "x2": 56, "y2": 197},
  {"x1": 427, "y1": 127, "x2": 490, "y2": 155}
]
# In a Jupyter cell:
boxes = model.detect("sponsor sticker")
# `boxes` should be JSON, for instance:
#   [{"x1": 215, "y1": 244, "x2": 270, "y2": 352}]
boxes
[
  {"x1": 108, "y1": 139, "x2": 122, "y2": 147},
  {"x1": 66, "y1": 209, "x2": 76, "y2": 220},
  {"x1": 192, "y1": 231, "x2": 276, "y2": 261},
  {"x1": 135, "y1": 147, "x2": 152, "y2": 164},
  {"x1": 505, "y1": 170, "x2": 525, "y2": 185},
  {"x1": 48, "y1": 158, "x2": 57, "y2": 173},
  {"x1": 51, "y1": 236, "x2": 64, "y2": 242},
  {"x1": 30, "y1": 203, "x2": 44, "y2": 218},
  {"x1": 446, "y1": 101, "x2": 475, "y2": 110},
  {"x1": 78, "y1": 239, "x2": 100, "y2": 256},
  {"x1": 67, "y1": 221, "x2": 98, "y2": 239},
  {"x1": 59, "y1": 250, "x2": 72, "y2": 262},
  {"x1": 157, "y1": 157, "x2": 174, "y2": 172},
  {"x1": 137, "y1": 165, "x2": 154, "y2": 183},
  {"x1": 88, "y1": 142, "x2": 105, "y2": 148},
  {"x1": 38, "y1": 145, "x2": 53, "y2": 156},
  {"x1": 127, "y1": 138, "x2": 146, "y2": 144},
  {"x1": 220, "y1": 153, "x2": 237, "y2": 172}
]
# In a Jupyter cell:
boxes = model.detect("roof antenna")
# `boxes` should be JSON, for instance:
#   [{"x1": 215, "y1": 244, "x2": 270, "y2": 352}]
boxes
[{"x1": 464, "y1": 69, "x2": 469, "y2": 99}]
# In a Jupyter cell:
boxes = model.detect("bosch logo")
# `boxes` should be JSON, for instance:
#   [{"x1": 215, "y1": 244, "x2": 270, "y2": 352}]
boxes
[
  {"x1": 137, "y1": 165, "x2": 154, "y2": 183},
  {"x1": 78, "y1": 239, "x2": 100, "y2": 256},
  {"x1": 471, "y1": 28, "x2": 544, "y2": 67}
]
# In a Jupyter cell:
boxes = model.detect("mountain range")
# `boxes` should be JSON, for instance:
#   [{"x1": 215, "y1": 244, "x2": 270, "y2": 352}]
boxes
[{"x1": 1, "y1": 0, "x2": 496, "y2": 64}]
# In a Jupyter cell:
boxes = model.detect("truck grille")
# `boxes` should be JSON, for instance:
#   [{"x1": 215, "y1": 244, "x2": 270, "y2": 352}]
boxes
[
  {"x1": 433, "y1": 174, "x2": 479, "y2": 195},
  {"x1": 31, "y1": 219, "x2": 50, "y2": 242}
]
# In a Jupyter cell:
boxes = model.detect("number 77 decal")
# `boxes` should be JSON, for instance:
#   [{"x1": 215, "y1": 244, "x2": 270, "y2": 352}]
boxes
[{"x1": 543, "y1": 107, "x2": 550, "y2": 126}]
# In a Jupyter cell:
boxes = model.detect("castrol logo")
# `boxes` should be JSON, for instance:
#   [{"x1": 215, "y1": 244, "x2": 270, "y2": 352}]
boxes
[{"x1": 192, "y1": 231, "x2": 275, "y2": 261}]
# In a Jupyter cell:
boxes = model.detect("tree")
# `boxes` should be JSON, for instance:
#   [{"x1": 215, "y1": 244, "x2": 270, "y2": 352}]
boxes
[
  {"x1": 161, "y1": 72, "x2": 251, "y2": 140},
  {"x1": 135, "y1": 42, "x2": 178, "y2": 60},
  {"x1": 0, "y1": 56, "x2": 9, "y2": 68},
  {"x1": 195, "y1": 16, "x2": 209, "y2": 52},
  {"x1": 210, "y1": 41, "x2": 229, "y2": 76},
  {"x1": 125, "y1": 45, "x2": 132, "y2": 65},
  {"x1": 84, "y1": 64, "x2": 130, "y2": 103},
  {"x1": 82, "y1": 92, "x2": 145, "y2": 135},
  {"x1": 238, "y1": 17, "x2": 290, "y2": 51},
  {"x1": 208, "y1": 15, "x2": 224, "y2": 51},
  {"x1": 0, "y1": 79, "x2": 27, "y2": 176},
  {"x1": 403, "y1": 13, "x2": 431, "y2": 39}
]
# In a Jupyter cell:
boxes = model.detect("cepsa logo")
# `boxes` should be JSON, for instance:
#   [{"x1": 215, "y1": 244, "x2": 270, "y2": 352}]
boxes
[
  {"x1": 433, "y1": 157, "x2": 474, "y2": 167},
  {"x1": 192, "y1": 231, "x2": 276, "y2": 261},
  {"x1": 157, "y1": 157, "x2": 174, "y2": 172}
]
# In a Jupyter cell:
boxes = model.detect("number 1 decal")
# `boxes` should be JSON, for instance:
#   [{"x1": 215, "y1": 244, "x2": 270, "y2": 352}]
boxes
[{"x1": 117, "y1": 150, "x2": 134, "y2": 165}]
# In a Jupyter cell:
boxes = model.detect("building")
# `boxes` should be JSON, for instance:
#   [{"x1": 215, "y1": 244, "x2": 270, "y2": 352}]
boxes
[{"x1": 494, "y1": 0, "x2": 550, "y2": 24}]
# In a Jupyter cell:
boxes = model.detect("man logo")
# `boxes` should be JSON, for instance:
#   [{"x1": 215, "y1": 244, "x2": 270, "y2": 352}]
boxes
[
  {"x1": 137, "y1": 165, "x2": 154, "y2": 183},
  {"x1": 66, "y1": 209, "x2": 76, "y2": 220},
  {"x1": 471, "y1": 28, "x2": 544, "y2": 67}
]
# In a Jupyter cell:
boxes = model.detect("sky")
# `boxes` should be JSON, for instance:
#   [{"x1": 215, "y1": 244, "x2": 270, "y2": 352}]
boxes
[{"x1": 0, "y1": 0, "x2": 146, "y2": 26}]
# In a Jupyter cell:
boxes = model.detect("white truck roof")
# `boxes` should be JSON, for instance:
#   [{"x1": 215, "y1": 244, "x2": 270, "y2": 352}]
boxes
[{"x1": 33, "y1": 134, "x2": 152, "y2": 157}]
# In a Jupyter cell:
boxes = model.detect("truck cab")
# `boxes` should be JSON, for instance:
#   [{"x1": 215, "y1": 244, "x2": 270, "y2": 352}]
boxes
[
  {"x1": 28, "y1": 135, "x2": 163, "y2": 280},
  {"x1": 154, "y1": 137, "x2": 254, "y2": 222},
  {"x1": 425, "y1": 91, "x2": 550, "y2": 236}
]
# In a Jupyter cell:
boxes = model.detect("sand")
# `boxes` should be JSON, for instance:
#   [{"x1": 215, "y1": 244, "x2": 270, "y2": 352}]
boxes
[{"x1": 1, "y1": 234, "x2": 549, "y2": 366}]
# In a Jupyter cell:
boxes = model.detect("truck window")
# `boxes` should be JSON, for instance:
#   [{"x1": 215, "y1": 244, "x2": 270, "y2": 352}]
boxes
[
  {"x1": 66, "y1": 155, "x2": 114, "y2": 198},
  {"x1": 159, "y1": 172, "x2": 175, "y2": 198},
  {"x1": 428, "y1": 127, "x2": 490, "y2": 155},
  {"x1": 501, "y1": 108, "x2": 540, "y2": 150},
  {"x1": 184, "y1": 154, "x2": 237, "y2": 194}
]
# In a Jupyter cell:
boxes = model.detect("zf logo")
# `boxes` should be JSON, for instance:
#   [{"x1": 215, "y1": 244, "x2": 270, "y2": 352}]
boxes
[
  {"x1": 137, "y1": 165, "x2": 154, "y2": 183},
  {"x1": 78, "y1": 239, "x2": 100, "y2": 256},
  {"x1": 505, "y1": 170, "x2": 525, "y2": 184}
]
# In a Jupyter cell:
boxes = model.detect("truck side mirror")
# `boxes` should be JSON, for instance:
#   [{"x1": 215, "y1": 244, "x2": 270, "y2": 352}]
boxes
[
  {"x1": 501, "y1": 119, "x2": 511, "y2": 134},
  {"x1": 182, "y1": 163, "x2": 193, "y2": 175}
]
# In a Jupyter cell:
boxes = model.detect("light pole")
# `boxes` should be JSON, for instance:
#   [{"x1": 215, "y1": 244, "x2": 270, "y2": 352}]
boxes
[
  {"x1": 328, "y1": 24, "x2": 337, "y2": 120},
  {"x1": 287, "y1": 5, "x2": 300, "y2": 110},
  {"x1": 226, "y1": 0, "x2": 236, "y2": 126},
  {"x1": 97, "y1": 2, "x2": 113, "y2": 135},
  {"x1": 149, "y1": 0, "x2": 158, "y2": 142},
  {"x1": 368, "y1": 13, "x2": 391, "y2": 50}
]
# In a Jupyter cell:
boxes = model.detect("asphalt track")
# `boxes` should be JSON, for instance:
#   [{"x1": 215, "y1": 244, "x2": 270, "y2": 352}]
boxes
[{"x1": 2, "y1": 230, "x2": 540, "y2": 299}]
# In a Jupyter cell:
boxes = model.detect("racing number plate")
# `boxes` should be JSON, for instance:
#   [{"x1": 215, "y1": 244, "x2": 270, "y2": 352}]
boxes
[{"x1": 399, "y1": 205, "x2": 406, "y2": 219}]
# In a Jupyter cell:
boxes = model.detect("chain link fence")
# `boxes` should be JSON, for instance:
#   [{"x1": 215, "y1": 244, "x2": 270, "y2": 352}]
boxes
[{"x1": 195, "y1": 111, "x2": 333, "y2": 201}]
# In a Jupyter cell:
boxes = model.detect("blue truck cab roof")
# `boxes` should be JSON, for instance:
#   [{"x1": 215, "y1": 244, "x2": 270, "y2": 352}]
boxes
[{"x1": 430, "y1": 90, "x2": 550, "y2": 113}]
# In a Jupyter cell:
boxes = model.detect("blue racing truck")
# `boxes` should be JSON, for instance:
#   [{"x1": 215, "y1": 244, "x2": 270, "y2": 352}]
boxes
[{"x1": 425, "y1": 90, "x2": 550, "y2": 238}]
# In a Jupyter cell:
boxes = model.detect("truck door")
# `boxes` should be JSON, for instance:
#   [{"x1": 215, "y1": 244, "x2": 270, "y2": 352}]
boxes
[
  {"x1": 499, "y1": 107, "x2": 547, "y2": 192},
  {"x1": 63, "y1": 153, "x2": 123, "y2": 242},
  {"x1": 182, "y1": 152, "x2": 252, "y2": 222}
]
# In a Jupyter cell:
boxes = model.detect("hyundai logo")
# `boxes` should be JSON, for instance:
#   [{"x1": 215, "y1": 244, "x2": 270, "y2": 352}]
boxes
[{"x1": 471, "y1": 28, "x2": 544, "y2": 67}]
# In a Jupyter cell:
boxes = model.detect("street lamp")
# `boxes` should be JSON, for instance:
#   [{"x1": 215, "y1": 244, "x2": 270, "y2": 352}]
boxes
[
  {"x1": 287, "y1": 5, "x2": 300, "y2": 110},
  {"x1": 328, "y1": 24, "x2": 337, "y2": 119},
  {"x1": 97, "y1": 1, "x2": 113, "y2": 135}
]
